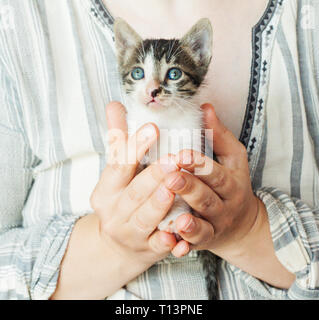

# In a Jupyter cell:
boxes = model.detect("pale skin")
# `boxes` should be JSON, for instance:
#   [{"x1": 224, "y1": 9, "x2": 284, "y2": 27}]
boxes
[{"x1": 51, "y1": 0, "x2": 295, "y2": 300}]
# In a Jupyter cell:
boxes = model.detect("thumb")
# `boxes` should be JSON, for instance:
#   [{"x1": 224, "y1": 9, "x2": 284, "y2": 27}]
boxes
[
  {"x1": 106, "y1": 101, "x2": 128, "y2": 139},
  {"x1": 202, "y1": 103, "x2": 247, "y2": 168}
]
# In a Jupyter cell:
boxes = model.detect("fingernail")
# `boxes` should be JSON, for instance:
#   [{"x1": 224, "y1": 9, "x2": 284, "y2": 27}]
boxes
[
  {"x1": 174, "y1": 241, "x2": 189, "y2": 257},
  {"x1": 166, "y1": 175, "x2": 186, "y2": 191},
  {"x1": 181, "y1": 218, "x2": 195, "y2": 233},
  {"x1": 156, "y1": 185, "x2": 171, "y2": 202},
  {"x1": 160, "y1": 156, "x2": 178, "y2": 173},
  {"x1": 139, "y1": 124, "x2": 156, "y2": 141},
  {"x1": 181, "y1": 152, "x2": 193, "y2": 166}
]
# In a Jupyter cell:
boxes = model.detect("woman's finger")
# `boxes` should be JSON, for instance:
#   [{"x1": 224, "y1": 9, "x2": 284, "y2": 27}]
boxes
[
  {"x1": 106, "y1": 102, "x2": 159, "y2": 166},
  {"x1": 101, "y1": 123, "x2": 159, "y2": 195},
  {"x1": 106, "y1": 101, "x2": 128, "y2": 136},
  {"x1": 201, "y1": 103, "x2": 248, "y2": 169},
  {"x1": 171, "y1": 240, "x2": 190, "y2": 258},
  {"x1": 129, "y1": 184, "x2": 175, "y2": 236},
  {"x1": 174, "y1": 213, "x2": 215, "y2": 250},
  {"x1": 148, "y1": 230, "x2": 177, "y2": 256},
  {"x1": 176, "y1": 150, "x2": 238, "y2": 200},
  {"x1": 106, "y1": 102, "x2": 128, "y2": 165},
  {"x1": 164, "y1": 171, "x2": 224, "y2": 220},
  {"x1": 118, "y1": 155, "x2": 179, "y2": 217},
  {"x1": 127, "y1": 123, "x2": 159, "y2": 165}
]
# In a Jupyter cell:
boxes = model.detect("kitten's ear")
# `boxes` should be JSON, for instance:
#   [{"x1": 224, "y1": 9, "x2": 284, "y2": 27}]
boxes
[
  {"x1": 114, "y1": 18, "x2": 143, "y2": 64},
  {"x1": 181, "y1": 18, "x2": 213, "y2": 67}
]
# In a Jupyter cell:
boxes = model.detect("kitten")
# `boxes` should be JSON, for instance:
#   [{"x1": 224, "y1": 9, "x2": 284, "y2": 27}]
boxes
[
  {"x1": 114, "y1": 18, "x2": 218, "y2": 299},
  {"x1": 114, "y1": 18, "x2": 212, "y2": 231}
]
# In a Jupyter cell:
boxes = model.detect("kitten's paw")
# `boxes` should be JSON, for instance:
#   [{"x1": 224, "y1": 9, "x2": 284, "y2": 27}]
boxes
[
  {"x1": 158, "y1": 208, "x2": 189, "y2": 234},
  {"x1": 158, "y1": 195, "x2": 191, "y2": 234},
  {"x1": 158, "y1": 216, "x2": 178, "y2": 234}
]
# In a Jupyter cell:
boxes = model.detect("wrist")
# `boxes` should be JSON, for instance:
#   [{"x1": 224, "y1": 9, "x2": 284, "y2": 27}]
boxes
[
  {"x1": 211, "y1": 196, "x2": 261, "y2": 259},
  {"x1": 228, "y1": 198, "x2": 266, "y2": 259},
  {"x1": 52, "y1": 214, "x2": 148, "y2": 299},
  {"x1": 212, "y1": 199, "x2": 295, "y2": 289},
  {"x1": 95, "y1": 214, "x2": 152, "y2": 289}
]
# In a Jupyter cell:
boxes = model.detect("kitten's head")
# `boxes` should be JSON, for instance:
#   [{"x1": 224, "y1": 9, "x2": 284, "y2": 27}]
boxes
[{"x1": 114, "y1": 18, "x2": 212, "y2": 111}]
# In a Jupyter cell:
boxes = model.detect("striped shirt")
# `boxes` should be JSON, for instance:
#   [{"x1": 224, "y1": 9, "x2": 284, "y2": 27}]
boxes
[{"x1": 0, "y1": 0, "x2": 318, "y2": 300}]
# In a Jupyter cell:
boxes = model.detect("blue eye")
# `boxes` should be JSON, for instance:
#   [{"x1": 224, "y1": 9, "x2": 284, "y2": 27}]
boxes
[
  {"x1": 168, "y1": 68, "x2": 183, "y2": 81},
  {"x1": 131, "y1": 67, "x2": 144, "y2": 80}
]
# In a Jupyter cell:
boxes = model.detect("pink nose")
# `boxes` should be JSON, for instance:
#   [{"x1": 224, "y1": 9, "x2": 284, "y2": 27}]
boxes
[{"x1": 146, "y1": 80, "x2": 161, "y2": 98}]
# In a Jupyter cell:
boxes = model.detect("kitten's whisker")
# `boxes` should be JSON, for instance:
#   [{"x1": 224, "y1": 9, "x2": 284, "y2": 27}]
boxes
[
  {"x1": 141, "y1": 42, "x2": 146, "y2": 58},
  {"x1": 171, "y1": 96, "x2": 200, "y2": 112},
  {"x1": 175, "y1": 100, "x2": 196, "y2": 108},
  {"x1": 153, "y1": 41, "x2": 159, "y2": 54},
  {"x1": 167, "y1": 39, "x2": 177, "y2": 61},
  {"x1": 197, "y1": 83, "x2": 209, "y2": 89},
  {"x1": 172, "y1": 100, "x2": 186, "y2": 113},
  {"x1": 173, "y1": 94, "x2": 196, "y2": 101},
  {"x1": 173, "y1": 97, "x2": 199, "y2": 109},
  {"x1": 171, "y1": 46, "x2": 184, "y2": 60},
  {"x1": 136, "y1": 46, "x2": 145, "y2": 62},
  {"x1": 173, "y1": 48, "x2": 184, "y2": 58}
]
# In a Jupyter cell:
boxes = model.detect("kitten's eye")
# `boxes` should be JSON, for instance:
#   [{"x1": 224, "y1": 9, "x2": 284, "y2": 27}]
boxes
[
  {"x1": 131, "y1": 67, "x2": 145, "y2": 80},
  {"x1": 167, "y1": 68, "x2": 183, "y2": 81}
]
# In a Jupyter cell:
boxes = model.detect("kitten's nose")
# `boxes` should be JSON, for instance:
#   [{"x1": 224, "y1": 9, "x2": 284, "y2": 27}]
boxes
[
  {"x1": 147, "y1": 80, "x2": 161, "y2": 98},
  {"x1": 151, "y1": 89, "x2": 160, "y2": 98}
]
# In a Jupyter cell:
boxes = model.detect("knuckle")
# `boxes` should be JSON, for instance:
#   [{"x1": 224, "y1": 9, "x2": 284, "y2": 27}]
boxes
[
  {"x1": 127, "y1": 185, "x2": 145, "y2": 203},
  {"x1": 221, "y1": 126, "x2": 229, "y2": 136},
  {"x1": 101, "y1": 221, "x2": 125, "y2": 244},
  {"x1": 198, "y1": 195, "x2": 215, "y2": 212},
  {"x1": 182, "y1": 175, "x2": 195, "y2": 193},
  {"x1": 133, "y1": 213, "x2": 154, "y2": 233},
  {"x1": 238, "y1": 143, "x2": 248, "y2": 157},
  {"x1": 109, "y1": 148, "x2": 119, "y2": 162},
  {"x1": 107, "y1": 132, "x2": 119, "y2": 146},
  {"x1": 200, "y1": 230, "x2": 213, "y2": 246},
  {"x1": 107, "y1": 130, "x2": 126, "y2": 149},
  {"x1": 149, "y1": 241, "x2": 161, "y2": 254},
  {"x1": 108, "y1": 162, "x2": 127, "y2": 174},
  {"x1": 234, "y1": 190, "x2": 246, "y2": 209},
  {"x1": 101, "y1": 221, "x2": 115, "y2": 237},
  {"x1": 149, "y1": 236, "x2": 170, "y2": 254},
  {"x1": 90, "y1": 192, "x2": 103, "y2": 213},
  {"x1": 148, "y1": 163, "x2": 163, "y2": 182},
  {"x1": 210, "y1": 170, "x2": 227, "y2": 189},
  {"x1": 151, "y1": 191, "x2": 172, "y2": 210}
]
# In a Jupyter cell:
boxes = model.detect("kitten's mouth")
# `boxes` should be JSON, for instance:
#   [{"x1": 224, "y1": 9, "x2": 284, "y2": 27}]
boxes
[{"x1": 146, "y1": 98, "x2": 163, "y2": 108}]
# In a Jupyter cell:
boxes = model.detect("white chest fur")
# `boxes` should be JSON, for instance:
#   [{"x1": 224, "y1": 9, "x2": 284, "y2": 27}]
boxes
[
  {"x1": 126, "y1": 100, "x2": 203, "y2": 163},
  {"x1": 126, "y1": 100, "x2": 203, "y2": 233}
]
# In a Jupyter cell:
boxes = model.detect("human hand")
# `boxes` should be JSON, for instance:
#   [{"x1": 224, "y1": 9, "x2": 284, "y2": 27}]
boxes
[
  {"x1": 166, "y1": 104, "x2": 260, "y2": 259},
  {"x1": 90, "y1": 102, "x2": 184, "y2": 272}
]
